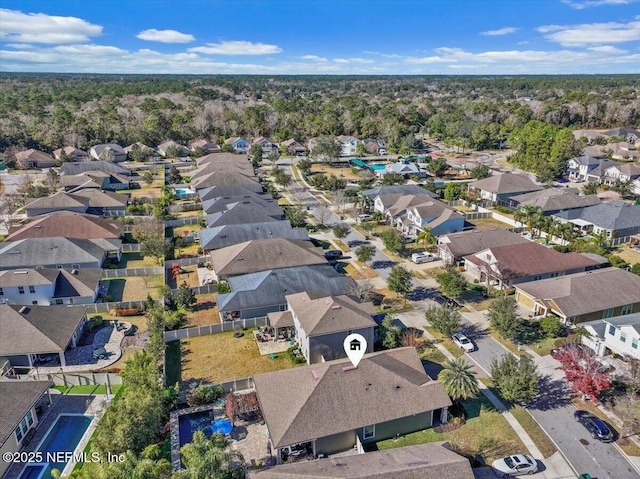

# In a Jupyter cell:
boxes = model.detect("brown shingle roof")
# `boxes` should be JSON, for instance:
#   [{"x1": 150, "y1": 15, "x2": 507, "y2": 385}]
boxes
[
  {"x1": 70, "y1": 189, "x2": 129, "y2": 207},
  {"x1": 25, "y1": 192, "x2": 88, "y2": 210},
  {"x1": 0, "y1": 268, "x2": 100, "y2": 298},
  {"x1": 0, "y1": 381, "x2": 51, "y2": 447},
  {"x1": 267, "y1": 310, "x2": 295, "y2": 328},
  {"x1": 210, "y1": 239, "x2": 326, "y2": 279},
  {"x1": 515, "y1": 267, "x2": 640, "y2": 318},
  {"x1": 440, "y1": 228, "x2": 529, "y2": 258},
  {"x1": 253, "y1": 348, "x2": 451, "y2": 449},
  {"x1": 196, "y1": 152, "x2": 249, "y2": 165},
  {"x1": 6, "y1": 211, "x2": 123, "y2": 241},
  {"x1": 510, "y1": 188, "x2": 601, "y2": 212},
  {"x1": 15, "y1": 149, "x2": 54, "y2": 163},
  {"x1": 287, "y1": 292, "x2": 376, "y2": 336},
  {"x1": 469, "y1": 173, "x2": 542, "y2": 195}
]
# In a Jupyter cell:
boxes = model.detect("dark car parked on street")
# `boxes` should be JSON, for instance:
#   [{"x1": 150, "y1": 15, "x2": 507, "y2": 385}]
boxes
[{"x1": 574, "y1": 410, "x2": 614, "y2": 442}]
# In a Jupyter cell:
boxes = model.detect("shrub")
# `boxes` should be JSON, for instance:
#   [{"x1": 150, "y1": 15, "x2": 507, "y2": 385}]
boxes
[
  {"x1": 288, "y1": 346, "x2": 306, "y2": 364},
  {"x1": 186, "y1": 384, "x2": 225, "y2": 407},
  {"x1": 540, "y1": 315, "x2": 564, "y2": 338},
  {"x1": 85, "y1": 316, "x2": 104, "y2": 332},
  {"x1": 111, "y1": 308, "x2": 141, "y2": 317}
]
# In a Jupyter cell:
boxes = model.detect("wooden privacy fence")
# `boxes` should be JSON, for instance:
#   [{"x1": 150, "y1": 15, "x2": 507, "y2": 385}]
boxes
[{"x1": 163, "y1": 316, "x2": 268, "y2": 342}]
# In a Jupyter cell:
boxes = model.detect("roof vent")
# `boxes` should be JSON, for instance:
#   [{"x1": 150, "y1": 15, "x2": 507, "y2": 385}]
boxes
[
  {"x1": 311, "y1": 370, "x2": 319, "y2": 380},
  {"x1": 72, "y1": 269, "x2": 79, "y2": 275},
  {"x1": 342, "y1": 366, "x2": 357, "y2": 372},
  {"x1": 13, "y1": 271, "x2": 28, "y2": 275},
  {"x1": 19, "y1": 306, "x2": 30, "y2": 314},
  {"x1": 394, "y1": 385, "x2": 401, "y2": 390},
  {"x1": 331, "y1": 304, "x2": 341, "y2": 310}
]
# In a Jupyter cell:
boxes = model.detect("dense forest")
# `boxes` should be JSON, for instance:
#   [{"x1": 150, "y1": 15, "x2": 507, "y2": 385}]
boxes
[{"x1": 0, "y1": 74, "x2": 638, "y2": 156}]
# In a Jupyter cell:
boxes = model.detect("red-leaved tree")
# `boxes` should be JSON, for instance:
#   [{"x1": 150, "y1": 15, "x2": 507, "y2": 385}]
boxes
[{"x1": 557, "y1": 344, "x2": 611, "y2": 403}]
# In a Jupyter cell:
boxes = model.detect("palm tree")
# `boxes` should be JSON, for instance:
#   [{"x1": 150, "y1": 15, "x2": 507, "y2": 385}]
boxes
[
  {"x1": 437, "y1": 357, "x2": 480, "y2": 401},
  {"x1": 415, "y1": 228, "x2": 436, "y2": 250}
]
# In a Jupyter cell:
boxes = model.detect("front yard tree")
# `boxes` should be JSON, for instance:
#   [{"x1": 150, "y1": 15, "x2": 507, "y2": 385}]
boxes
[
  {"x1": 297, "y1": 158, "x2": 312, "y2": 174},
  {"x1": 424, "y1": 305, "x2": 461, "y2": 338},
  {"x1": 427, "y1": 158, "x2": 448, "y2": 177},
  {"x1": 174, "y1": 282, "x2": 197, "y2": 311},
  {"x1": 557, "y1": 345, "x2": 611, "y2": 403},
  {"x1": 249, "y1": 143, "x2": 263, "y2": 163},
  {"x1": 415, "y1": 229, "x2": 436, "y2": 249},
  {"x1": 582, "y1": 181, "x2": 600, "y2": 195},
  {"x1": 491, "y1": 354, "x2": 540, "y2": 405},
  {"x1": 143, "y1": 170, "x2": 154, "y2": 187},
  {"x1": 332, "y1": 224, "x2": 350, "y2": 240},
  {"x1": 316, "y1": 206, "x2": 332, "y2": 227},
  {"x1": 438, "y1": 357, "x2": 480, "y2": 401},
  {"x1": 313, "y1": 136, "x2": 341, "y2": 165},
  {"x1": 166, "y1": 165, "x2": 183, "y2": 184},
  {"x1": 487, "y1": 296, "x2": 520, "y2": 339},
  {"x1": 436, "y1": 267, "x2": 467, "y2": 299},
  {"x1": 355, "y1": 244, "x2": 375, "y2": 264},
  {"x1": 380, "y1": 314, "x2": 403, "y2": 349},
  {"x1": 388, "y1": 265, "x2": 414, "y2": 304},
  {"x1": 379, "y1": 228, "x2": 405, "y2": 254},
  {"x1": 381, "y1": 172, "x2": 405, "y2": 186},
  {"x1": 443, "y1": 182, "x2": 462, "y2": 201},
  {"x1": 284, "y1": 205, "x2": 307, "y2": 227},
  {"x1": 348, "y1": 279, "x2": 375, "y2": 303},
  {"x1": 540, "y1": 315, "x2": 563, "y2": 338}
]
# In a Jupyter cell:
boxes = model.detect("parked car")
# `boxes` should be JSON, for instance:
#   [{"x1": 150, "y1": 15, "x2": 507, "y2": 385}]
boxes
[
  {"x1": 574, "y1": 410, "x2": 614, "y2": 442},
  {"x1": 451, "y1": 332, "x2": 475, "y2": 352},
  {"x1": 492, "y1": 454, "x2": 538, "y2": 477},
  {"x1": 411, "y1": 251, "x2": 437, "y2": 264},
  {"x1": 324, "y1": 250, "x2": 343, "y2": 260},
  {"x1": 357, "y1": 214, "x2": 373, "y2": 223}
]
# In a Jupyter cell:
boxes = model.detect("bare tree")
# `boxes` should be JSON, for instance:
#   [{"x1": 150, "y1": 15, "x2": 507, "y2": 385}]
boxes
[
  {"x1": 348, "y1": 279, "x2": 375, "y2": 303},
  {"x1": 334, "y1": 189, "x2": 348, "y2": 213},
  {"x1": 290, "y1": 187, "x2": 308, "y2": 206},
  {"x1": 316, "y1": 206, "x2": 333, "y2": 227}
]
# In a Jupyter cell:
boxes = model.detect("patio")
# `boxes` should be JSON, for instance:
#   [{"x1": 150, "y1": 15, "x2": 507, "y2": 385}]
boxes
[{"x1": 253, "y1": 329, "x2": 295, "y2": 356}]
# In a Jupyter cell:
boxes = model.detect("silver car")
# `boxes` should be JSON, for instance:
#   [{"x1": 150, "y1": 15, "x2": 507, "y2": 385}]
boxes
[
  {"x1": 492, "y1": 454, "x2": 538, "y2": 477},
  {"x1": 451, "y1": 332, "x2": 475, "y2": 352}
]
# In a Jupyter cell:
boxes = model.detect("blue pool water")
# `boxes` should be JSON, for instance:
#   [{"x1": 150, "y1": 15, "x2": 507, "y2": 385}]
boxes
[
  {"x1": 178, "y1": 411, "x2": 233, "y2": 447},
  {"x1": 369, "y1": 164, "x2": 386, "y2": 171},
  {"x1": 19, "y1": 415, "x2": 92, "y2": 479},
  {"x1": 175, "y1": 189, "x2": 191, "y2": 195},
  {"x1": 211, "y1": 418, "x2": 233, "y2": 435}
]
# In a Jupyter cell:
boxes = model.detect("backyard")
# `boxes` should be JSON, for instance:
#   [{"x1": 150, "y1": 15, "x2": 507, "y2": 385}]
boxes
[
  {"x1": 105, "y1": 275, "x2": 165, "y2": 301},
  {"x1": 180, "y1": 329, "x2": 299, "y2": 384},
  {"x1": 309, "y1": 163, "x2": 363, "y2": 180},
  {"x1": 116, "y1": 252, "x2": 158, "y2": 268},
  {"x1": 184, "y1": 293, "x2": 219, "y2": 327},
  {"x1": 468, "y1": 217, "x2": 514, "y2": 230}
]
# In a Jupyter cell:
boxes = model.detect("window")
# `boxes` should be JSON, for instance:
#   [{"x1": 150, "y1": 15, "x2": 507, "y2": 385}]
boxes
[
  {"x1": 29, "y1": 286, "x2": 36, "y2": 294},
  {"x1": 26, "y1": 410, "x2": 34, "y2": 428},
  {"x1": 0, "y1": 287, "x2": 3, "y2": 295},
  {"x1": 609, "y1": 325, "x2": 617, "y2": 336},
  {"x1": 633, "y1": 338, "x2": 638, "y2": 350},
  {"x1": 602, "y1": 308, "x2": 615, "y2": 319},
  {"x1": 72, "y1": 264, "x2": 80, "y2": 269},
  {"x1": 32, "y1": 301, "x2": 38, "y2": 305},
  {"x1": 18, "y1": 286, "x2": 25, "y2": 295},
  {"x1": 55, "y1": 299, "x2": 63, "y2": 305},
  {"x1": 363, "y1": 425, "x2": 375, "y2": 439},
  {"x1": 56, "y1": 265, "x2": 63, "y2": 269},
  {"x1": 621, "y1": 304, "x2": 633, "y2": 315},
  {"x1": 621, "y1": 332, "x2": 627, "y2": 343}
]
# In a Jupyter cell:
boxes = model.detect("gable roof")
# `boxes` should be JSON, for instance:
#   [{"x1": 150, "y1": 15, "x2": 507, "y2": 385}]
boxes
[
  {"x1": 384, "y1": 194, "x2": 443, "y2": 217},
  {"x1": 6, "y1": 211, "x2": 123, "y2": 241},
  {"x1": 217, "y1": 265, "x2": 355, "y2": 313},
  {"x1": 440, "y1": 228, "x2": 529, "y2": 258},
  {"x1": 90, "y1": 143, "x2": 126, "y2": 156},
  {"x1": 516, "y1": 268, "x2": 640, "y2": 318},
  {"x1": 555, "y1": 202, "x2": 640, "y2": 231},
  {"x1": 70, "y1": 188, "x2": 129, "y2": 208},
  {"x1": 465, "y1": 242, "x2": 599, "y2": 280},
  {"x1": 190, "y1": 160, "x2": 255, "y2": 180},
  {"x1": 196, "y1": 152, "x2": 250, "y2": 165},
  {"x1": 53, "y1": 146, "x2": 89, "y2": 159},
  {"x1": 387, "y1": 162, "x2": 420, "y2": 174},
  {"x1": 191, "y1": 171, "x2": 262, "y2": 191},
  {"x1": 0, "y1": 268, "x2": 100, "y2": 299},
  {"x1": 603, "y1": 127, "x2": 640, "y2": 138},
  {"x1": 199, "y1": 221, "x2": 308, "y2": 251},
  {"x1": 509, "y1": 188, "x2": 601, "y2": 212},
  {"x1": 15, "y1": 149, "x2": 54, "y2": 163},
  {"x1": 60, "y1": 171, "x2": 131, "y2": 189},
  {"x1": 251, "y1": 442, "x2": 473, "y2": 479},
  {"x1": 198, "y1": 184, "x2": 266, "y2": 201},
  {"x1": 0, "y1": 304, "x2": 87, "y2": 355},
  {"x1": 124, "y1": 142, "x2": 152, "y2": 153},
  {"x1": 61, "y1": 160, "x2": 130, "y2": 176},
  {"x1": 224, "y1": 136, "x2": 247, "y2": 145},
  {"x1": 606, "y1": 163, "x2": 640, "y2": 178},
  {"x1": 569, "y1": 155, "x2": 608, "y2": 167},
  {"x1": 210, "y1": 239, "x2": 326, "y2": 278},
  {"x1": 362, "y1": 184, "x2": 438, "y2": 200},
  {"x1": 24, "y1": 191, "x2": 88, "y2": 211},
  {"x1": 287, "y1": 292, "x2": 376, "y2": 336},
  {"x1": 469, "y1": 173, "x2": 542, "y2": 195},
  {"x1": 201, "y1": 194, "x2": 275, "y2": 214},
  {"x1": 253, "y1": 347, "x2": 451, "y2": 449},
  {"x1": 206, "y1": 203, "x2": 282, "y2": 227},
  {"x1": 0, "y1": 381, "x2": 51, "y2": 447}
]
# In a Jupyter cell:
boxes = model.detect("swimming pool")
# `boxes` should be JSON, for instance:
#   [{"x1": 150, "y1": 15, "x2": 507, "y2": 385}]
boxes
[
  {"x1": 369, "y1": 164, "x2": 387, "y2": 171},
  {"x1": 19, "y1": 414, "x2": 93, "y2": 479},
  {"x1": 178, "y1": 409, "x2": 215, "y2": 446},
  {"x1": 174, "y1": 188, "x2": 192, "y2": 195}
]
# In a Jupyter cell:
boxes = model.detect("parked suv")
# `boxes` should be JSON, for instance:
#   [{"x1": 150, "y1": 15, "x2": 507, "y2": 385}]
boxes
[
  {"x1": 357, "y1": 214, "x2": 373, "y2": 223},
  {"x1": 411, "y1": 251, "x2": 437, "y2": 264},
  {"x1": 574, "y1": 410, "x2": 614, "y2": 442},
  {"x1": 324, "y1": 250, "x2": 343, "y2": 261}
]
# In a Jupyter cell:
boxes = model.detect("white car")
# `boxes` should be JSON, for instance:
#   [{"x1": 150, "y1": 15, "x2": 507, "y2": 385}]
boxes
[
  {"x1": 451, "y1": 332, "x2": 475, "y2": 352},
  {"x1": 492, "y1": 454, "x2": 538, "y2": 477},
  {"x1": 411, "y1": 251, "x2": 437, "y2": 264},
  {"x1": 357, "y1": 214, "x2": 373, "y2": 223}
]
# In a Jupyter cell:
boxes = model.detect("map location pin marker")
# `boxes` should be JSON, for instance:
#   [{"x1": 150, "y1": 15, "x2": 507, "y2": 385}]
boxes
[{"x1": 344, "y1": 333, "x2": 367, "y2": 367}]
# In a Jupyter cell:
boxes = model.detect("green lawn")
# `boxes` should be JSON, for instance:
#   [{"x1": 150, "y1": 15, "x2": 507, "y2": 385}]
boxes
[
  {"x1": 116, "y1": 252, "x2": 158, "y2": 268},
  {"x1": 53, "y1": 384, "x2": 123, "y2": 395},
  {"x1": 424, "y1": 326, "x2": 464, "y2": 358},
  {"x1": 165, "y1": 340, "x2": 182, "y2": 386}
]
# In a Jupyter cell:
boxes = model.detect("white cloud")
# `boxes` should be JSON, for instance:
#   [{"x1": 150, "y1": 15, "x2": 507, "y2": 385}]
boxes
[
  {"x1": 333, "y1": 58, "x2": 350, "y2": 64},
  {"x1": 362, "y1": 50, "x2": 403, "y2": 58},
  {"x1": 538, "y1": 19, "x2": 640, "y2": 46},
  {"x1": 333, "y1": 57, "x2": 374, "y2": 64},
  {"x1": 562, "y1": 0, "x2": 636, "y2": 9},
  {"x1": 587, "y1": 45, "x2": 627, "y2": 53},
  {"x1": 480, "y1": 27, "x2": 518, "y2": 36},
  {"x1": 0, "y1": 8, "x2": 102, "y2": 44},
  {"x1": 301, "y1": 55, "x2": 328, "y2": 62},
  {"x1": 188, "y1": 40, "x2": 281, "y2": 55},
  {"x1": 136, "y1": 29, "x2": 194, "y2": 43}
]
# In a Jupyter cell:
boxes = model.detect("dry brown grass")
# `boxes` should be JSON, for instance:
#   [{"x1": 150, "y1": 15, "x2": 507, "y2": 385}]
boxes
[
  {"x1": 181, "y1": 329, "x2": 298, "y2": 384},
  {"x1": 129, "y1": 187, "x2": 163, "y2": 199},
  {"x1": 170, "y1": 265, "x2": 200, "y2": 288},
  {"x1": 612, "y1": 245, "x2": 640, "y2": 265},
  {"x1": 174, "y1": 210, "x2": 203, "y2": 219},
  {"x1": 333, "y1": 239, "x2": 351, "y2": 252},
  {"x1": 106, "y1": 275, "x2": 164, "y2": 302},
  {"x1": 309, "y1": 164, "x2": 362, "y2": 180},
  {"x1": 185, "y1": 293, "x2": 220, "y2": 327},
  {"x1": 345, "y1": 262, "x2": 379, "y2": 279},
  {"x1": 171, "y1": 224, "x2": 201, "y2": 236},
  {"x1": 469, "y1": 217, "x2": 513, "y2": 229}
]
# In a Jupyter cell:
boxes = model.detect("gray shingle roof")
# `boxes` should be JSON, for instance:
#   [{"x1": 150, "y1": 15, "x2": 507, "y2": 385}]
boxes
[
  {"x1": 439, "y1": 228, "x2": 529, "y2": 259},
  {"x1": 198, "y1": 184, "x2": 267, "y2": 201},
  {"x1": 0, "y1": 304, "x2": 87, "y2": 355},
  {"x1": 469, "y1": 173, "x2": 542, "y2": 195},
  {"x1": 253, "y1": 347, "x2": 451, "y2": 449},
  {"x1": 0, "y1": 381, "x2": 51, "y2": 447},
  {"x1": 0, "y1": 268, "x2": 100, "y2": 298},
  {"x1": 196, "y1": 153, "x2": 249, "y2": 165},
  {"x1": 217, "y1": 265, "x2": 355, "y2": 313},
  {"x1": 202, "y1": 196, "x2": 281, "y2": 215},
  {"x1": 361, "y1": 184, "x2": 438, "y2": 200},
  {"x1": 199, "y1": 221, "x2": 308, "y2": 251},
  {"x1": 554, "y1": 202, "x2": 640, "y2": 231},
  {"x1": 61, "y1": 160, "x2": 130, "y2": 176},
  {"x1": 6, "y1": 211, "x2": 123, "y2": 241},
  {"x1": 70, "y1": 189, "x2": 129, "y2": 208},
  {"x1": 191, "y1": 171, "x2": 261, "y2": 191},
  {"x1": 250, "y1": 442, "x2": 473, "y2": 479},
  {"x1": 509, "y1": 188, "x2": 601, "y2": 212},
  {"x1": 206, "y1": 203, "x2": 282, "y2": 227},
  {"x1": 25, "y1": 192, "x2": 88, "y2": 211}
]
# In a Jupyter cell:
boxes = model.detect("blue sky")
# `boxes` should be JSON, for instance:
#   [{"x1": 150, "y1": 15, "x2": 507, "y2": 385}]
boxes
[{"x1": 1, "y1": 0, "x2": 639, "y2": 74}]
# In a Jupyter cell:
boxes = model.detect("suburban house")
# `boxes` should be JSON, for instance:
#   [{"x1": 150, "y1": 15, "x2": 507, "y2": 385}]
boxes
[
  {"x1": 0, "y1": 237, "x2": 121, "y2": 270},
  {"x1": 0, "y1": 304, "x2": 88, "y2": 369},
  {"x1": 205, "y1": 202, "x2": 284, "y2": 228},
  {"x1": 190, "y1": 161, "x2": 256, "y2": 183},
  {"x1": 199, "y1": 221, "x2": 309, "y2": 252},
  {"x1": 581, "y1": 312, "x2": 640, "y2": 359},
  {"x1": 467, "y1": 173, "x2": 542, "y2": 205},
  {"x1": 5, "y1": 211, "x2": 123, "y2": 241},
  {"x1": 216, "y1": 265, "x2": 354, "y2": 321},
  {"x1": 554, "y1": 202, "x2": 640, "y2": 239},
  {"x1": 603, "y1": 127, "x2": 639, "y2": 144},
  {"x1": 190, "y1": 171, "x2": 263, "y2": 192},
  {"x1": 69, "y1": 188, "x2": 129, "y2": 216},
  {"x1": 572, "y1": 129, "x2": 606, "y2": 144},
  {"x1": 253, "y1": 347, "x2": 451, "y2": 461},
  {"x1": 507, "y1": 188, "x2": 601, "y2": 214},
  {"x1": 157, "y1": 140, "x2": 189, "y2": 157},
  {"x1": 209, "y1": 239, "x2": 326, "y2": 281},
  {"x1": 269, "y1": 292, "x2": 376, "y2": 364},
  {"x1": 89, "y1": 144, "x2": 127, "y2": 162},
  {"x1": 24, "y1": 192, "x2": 89, "y2": 217},
  {"x1": 566, "y1": 156, "x2": 619, "y2": 182},
  {"x1": 61, "y1": 170, "x2": 133, "y2": 191},
  {"x1": 514, "y1": 268, "x2": 640, "y2": 324},
  {"x1": 361, "y1": 184, "x2": 438, "y2": 208},
  {"x1": 190, "y1": 139, "x2": 220, "y2": 154},
  {"x1": 463, "y1": 241, "x2": 601, "y2": 289},
  {"x1": 601, "y1": 163, "x2": 640, "y2": 194},
  {"x1": 198, "y1": 184, "x2": 266, "y2": 202},
  {"x1": 437, "y1": 228, "x2": 529, "y2": 266},
  {"x1": 606, "y1": 142, "x2": 640, "y2": 161},
  {"x1": 0, "y1": 381, "x2": 52, "y2": 478},
  {"x1": 197, "y1": 152, "x2": 250, "y2": 166},
  {"x1": 337, "y1": 135, "x2": 360, "y2": 157},
  {"x1": 201, "y1": 194, "x2": 277, "y2": 214},
  {"x1": 251, "y1": 442, "x2": 473, "y2": 479},
  {"x1": 224, "y1": 137, "x2": 251, "y2": 154},
  {"x1": 280, "y1": 139, "x2": 307, "y2": 156},
  {"x1": 61, "y1": 160, "x2": 130, "y2": 177},
  {"x1": 124, "y1": 142, "x2": 154, "y2": 156},
  {"x1": 252, "y1": 136, "x2": 278, "y2": 156},
  {"x1": 376, "y1": 161, "x2": 425, "y2": 179},
  {"x1": 14, "y1": 149, "x2": 55, "y2": 169},
  {"x1": 363, "y1": 138, "x2": 387, "y2": 155},
  {"x1": 53, "y1": 146, "x2": 90, "y2": 162},
  {"x1": 0, "y1": 268, "x2": 102, "y2": 306}
]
